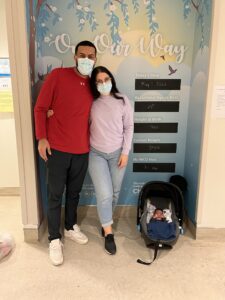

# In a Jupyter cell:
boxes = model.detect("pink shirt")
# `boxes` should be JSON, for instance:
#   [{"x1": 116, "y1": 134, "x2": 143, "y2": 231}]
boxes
[{"x1": 89, "y1": 94, "x2": 134, "y2": 155}]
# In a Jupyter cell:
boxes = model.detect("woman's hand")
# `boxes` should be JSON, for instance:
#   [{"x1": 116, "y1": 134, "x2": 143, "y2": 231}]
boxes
[
  {"x1": 47, "y1": 109, "x2": 54, "y2": 118},
  {"x1": 118, "y1": 154, "x2": 128, "y2": 168}
]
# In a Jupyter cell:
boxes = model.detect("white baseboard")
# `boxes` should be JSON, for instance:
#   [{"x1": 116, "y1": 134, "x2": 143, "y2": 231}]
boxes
[
  {"x1": 23, "y1": 218, "x2": 47, "y2": 243},
  {"x1": 0, "y1": 187, "x2": 20, "y2": 196}
]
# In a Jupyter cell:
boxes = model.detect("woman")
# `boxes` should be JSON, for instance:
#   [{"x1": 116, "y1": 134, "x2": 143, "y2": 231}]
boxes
[{"x1": 89, "y1": 66, "x2": 134, "y2": 255}]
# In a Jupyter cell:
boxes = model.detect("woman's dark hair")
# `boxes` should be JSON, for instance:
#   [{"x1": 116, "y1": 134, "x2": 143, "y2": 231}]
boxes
[{"x1": 90, "y1": 66, "x2": 124, "y2": 101}]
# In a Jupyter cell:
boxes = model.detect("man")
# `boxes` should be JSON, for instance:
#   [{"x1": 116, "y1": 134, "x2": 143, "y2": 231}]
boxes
[{"x1": 34, "y1": 40, "x2": 97, "y2": 266}]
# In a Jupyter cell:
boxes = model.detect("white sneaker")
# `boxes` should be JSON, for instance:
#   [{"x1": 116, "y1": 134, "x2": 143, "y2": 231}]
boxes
[
  {"x1": 49, "y1": 239, "x2": 63, "y2": 266},
  {"x1": 64, "y1": 224, "x2": 88, "y2": 245}
]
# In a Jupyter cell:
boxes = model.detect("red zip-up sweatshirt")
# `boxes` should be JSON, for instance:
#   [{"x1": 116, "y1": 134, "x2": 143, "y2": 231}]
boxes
[{"x1": 34, "y1": 67, "x2": 93, "y2": 154}]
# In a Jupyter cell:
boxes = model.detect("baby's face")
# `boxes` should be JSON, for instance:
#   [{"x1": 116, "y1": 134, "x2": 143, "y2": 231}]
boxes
[{"x1": 153, "y1": 209, "x2": 164, "y2": 220}]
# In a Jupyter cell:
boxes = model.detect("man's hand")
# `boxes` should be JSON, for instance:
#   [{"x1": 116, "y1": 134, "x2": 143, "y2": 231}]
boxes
[
  {"x1": 118, "y1": 154, "x2": 128, "y2": 168},
  {"x1": 38, "y1": 138, "x2": 51, "y2": 161},
  {"x1": 47, "y1": 110, "x2": 54, "y2": 118}
]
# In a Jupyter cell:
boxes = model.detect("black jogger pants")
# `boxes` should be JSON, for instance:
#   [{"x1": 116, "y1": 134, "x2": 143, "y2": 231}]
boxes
[{"x1": 46, "y1": 149, "x2": 88, "y2": 241}]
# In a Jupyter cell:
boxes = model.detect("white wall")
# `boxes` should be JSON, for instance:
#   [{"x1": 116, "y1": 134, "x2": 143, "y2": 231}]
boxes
[
  {"x1": 0, "y1": 0, "x2": 19, "y2": 188},
  {"x1": 0, "y1": 0, "x2": 8, "y2": 56},
  {"x1": 5, "y1": 0, "x2": 40, "y2": 237},
  {"x1": 1, "y1": 0, "x2": 225, "y2": 230},
  {"x1": 197, "y1": 1, "x2": 225, "y2": 228}
]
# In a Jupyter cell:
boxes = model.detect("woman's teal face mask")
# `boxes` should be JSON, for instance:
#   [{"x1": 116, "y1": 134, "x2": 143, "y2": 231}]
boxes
[{"x1": 97, "y1": 81, "x2": 112, "y2": 95}]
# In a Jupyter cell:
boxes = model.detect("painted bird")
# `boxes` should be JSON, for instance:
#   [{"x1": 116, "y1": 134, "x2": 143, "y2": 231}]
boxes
[{"x1": 168, "y1": 65, "x2": 177, "y2": 75}]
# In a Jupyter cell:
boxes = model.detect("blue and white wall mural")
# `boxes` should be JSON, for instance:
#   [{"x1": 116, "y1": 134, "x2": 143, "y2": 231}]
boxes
[{"x1": 25, "y1": 0, "x2": 212, "y2": 222}]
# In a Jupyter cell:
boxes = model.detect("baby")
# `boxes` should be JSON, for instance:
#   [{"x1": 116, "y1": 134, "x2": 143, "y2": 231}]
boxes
[
  {"x1": 146, "y1": 200, "x2": 173, "y2": 223},
  {"x1": 148, "y1": 208, "x2": 176, "y2": 240},
  {"x1": 152, "y1": 208, "x2": 166, "y2": 221}
]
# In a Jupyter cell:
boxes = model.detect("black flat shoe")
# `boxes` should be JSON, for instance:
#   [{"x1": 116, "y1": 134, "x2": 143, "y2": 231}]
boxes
[
  {"x1": 105, "y1": 234, "x2": 116, "y2": 255},
  {"x1": 101, "y1": 227, "x2": 104, "y2": 237}
]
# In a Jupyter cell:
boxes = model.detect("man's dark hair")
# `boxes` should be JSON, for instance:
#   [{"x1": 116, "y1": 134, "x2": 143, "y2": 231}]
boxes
[{"x1": 75, "y1": 40, "x2": 97, "y2": 55}]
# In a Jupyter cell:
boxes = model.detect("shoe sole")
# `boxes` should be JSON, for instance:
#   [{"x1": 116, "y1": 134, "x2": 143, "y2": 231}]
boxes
[
  {"x1": 50, "y1": 255, "x2": 63, "y2": 266},
  {"x1": 105, "y1": 249, "x2": 116, "y2": 255},
  {"x1": 64, "y1": 235, "x2": 88, "y2": 245},
  {"x1": 51, "y1": 259, "x2": 63, "y2": 266}
]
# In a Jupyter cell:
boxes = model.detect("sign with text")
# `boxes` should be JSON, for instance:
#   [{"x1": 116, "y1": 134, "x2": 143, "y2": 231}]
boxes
[
  {"x1": 133, "y1": 143, "x2": 177, "y2": 153},
  {"x1": 133, "y1": 163, "x2": 175, "y2": 173},
  {"x1": 135, "y1": 79, "x2": 181, "y2": 90},
  {"x1": 135, "y1": 101, "x2": 179, "y2": 112},
  {"x1": 134, "y1": 123, "x2": 178, "y2": 133}
]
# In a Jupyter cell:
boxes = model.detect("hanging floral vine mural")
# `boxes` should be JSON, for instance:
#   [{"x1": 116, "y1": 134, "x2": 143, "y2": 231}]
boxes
[{"x1": 26, "y1": 0, "x2": 211, "y2": 87}]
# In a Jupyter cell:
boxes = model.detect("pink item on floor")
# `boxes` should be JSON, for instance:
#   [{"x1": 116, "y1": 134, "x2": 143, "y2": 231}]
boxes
[{"x1": 0, "y1": 232, "x2": 15, "y2": 261}]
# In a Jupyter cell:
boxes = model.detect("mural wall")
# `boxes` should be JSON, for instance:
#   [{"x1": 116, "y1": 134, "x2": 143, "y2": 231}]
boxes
[
  {"x1": 25, "y1": 0, "x2": 212, "y2": 219},
  {"x1": 184, "y1": 1, "x2": 212, "y2": 223}
]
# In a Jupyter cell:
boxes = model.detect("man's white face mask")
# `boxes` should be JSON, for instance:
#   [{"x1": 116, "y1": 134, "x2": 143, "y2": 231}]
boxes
[{"x1": 77, "y1": 58, "x2": 94, "y2": 76}]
